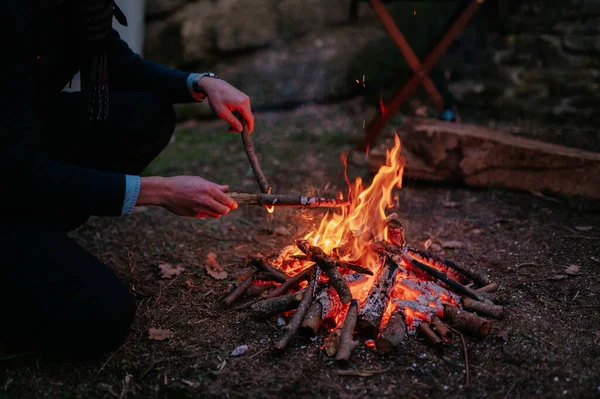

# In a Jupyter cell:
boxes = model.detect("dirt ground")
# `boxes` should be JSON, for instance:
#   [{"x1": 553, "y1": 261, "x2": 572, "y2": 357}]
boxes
[{"x1": 1, "y1": 100, "x2": 599, "y2": 399}]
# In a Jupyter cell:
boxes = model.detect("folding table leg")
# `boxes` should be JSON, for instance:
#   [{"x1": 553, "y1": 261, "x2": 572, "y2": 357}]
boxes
[{"x1": 359, "y1": 0, "x2": 484, "y2": 151}]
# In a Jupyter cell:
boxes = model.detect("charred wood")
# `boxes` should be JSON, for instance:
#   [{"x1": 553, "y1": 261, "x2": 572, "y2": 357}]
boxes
[
  {"x1": 228, "y1": 192, "x2": 349, "y2": 208},
  {"x1": 336, "y1": 299, "x2": 360, "y2": 362},
  {"x1": 430, "y1": 315, "x2": 453, "y2": 342},
  {"x1": 476, "y1": 282, "x2": 499, "y2": 293},
  {"x1": 263, "y1": 267, "x2": 312, "y2": 299},
  {"x1": 249, "y1": 257, "x2": 289, "y2": 283},
  {"x1": 245, "y1": 282, "x2": 277, "y2": 297},
  {"x1": 299, "y1": 299, "x2": 323, "y2": 337},
  {"x1": 462, "y1": 298, "x2": 504, "y2": 319},
  {"x1": 418, "y1": 322, "x2": 442, "y2": 347},
  {"x1": 223, "y1": 274, "x2": 254, "y2": 307},
  {"x1": 443, "y1": 304, "x2": 491, "y2": 337},
  {"x1": 250, "y1": 290, "x2": 304, "y2": 317},
  {"x1": 375, "y1": 309, "x2": 407, "y2": 355}
]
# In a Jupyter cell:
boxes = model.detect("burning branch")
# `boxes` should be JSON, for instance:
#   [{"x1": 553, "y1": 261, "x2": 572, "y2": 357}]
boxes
[
  {"x1": 296, "y1": 240, "x2": 353, "y2": 304},
  {"x1": 263, "y1": 267, "x2": 313, "y2": 299},
  {"x1": 228, "y1": 192, "x2": 349, "y2": 208},
  {"x1": 357, "y1": 256, "x2": 399, "y2": 339},
  {"x1": 250, "y1": 290, "x2": 305, "y2": 318},
  {"x1": 375, "y1": 308, "x2": 407, "y2": 354},
  {"x1": 274, "y1": 267, "x2": 321, "y2": 350},
  {"x1": 335, "y1": 299, "x2": 360, "y2": 362},
  {"x1": 299, "y1": 287, "x2": 343, "y2": 337},
  {"x1": 249, "y1": 257, "x2": 290, "y2": 283}
]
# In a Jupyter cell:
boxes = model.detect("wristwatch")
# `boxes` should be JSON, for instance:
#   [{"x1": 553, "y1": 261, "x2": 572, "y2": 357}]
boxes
[{"x1": 192, "y1": 72, "x2": 220, "y2": 93}]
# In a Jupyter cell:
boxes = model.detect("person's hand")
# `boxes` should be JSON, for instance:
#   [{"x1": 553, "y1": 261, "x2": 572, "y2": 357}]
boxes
[
  {"x1": 196, "y1": 77, "x2": 254, "y2": 133},
  {"x1": 137, "y1": 176, "x2": 238, "y2": 218}
]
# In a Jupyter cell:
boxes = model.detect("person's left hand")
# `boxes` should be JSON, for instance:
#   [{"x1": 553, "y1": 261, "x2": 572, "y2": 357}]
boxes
[{"x1": 195, "y1": 77, "x2": 254, "y2": 133}]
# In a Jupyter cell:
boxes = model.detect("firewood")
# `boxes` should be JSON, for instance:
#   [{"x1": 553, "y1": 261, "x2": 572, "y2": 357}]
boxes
[
  {"x1": 263, "y1": 267, "x2": 312, "y2": 299},
  {"x1": 296, "y1": 240, "x2": 353, "y2": 304},
  {"x1": 274, "y1": 267, "x2": 321, "y2": 350},
  {"x1": 228, "y1": 192, "x2": 349, "y2": 208},
  {"x1": 299, "y1": 286, "x2": 344, "y2": 337},
  {"x1": 375, "y1": 309, "x2": 407, "y2": 354},
  {"x1": 238, "y1": 117, "x2": 271, "y2": 195},
  {"x1": 418, "y1": 322, "x2": 442, "y2": 347},
  {"x1": 430, "y1": 315, "x2": 452, "y2": 342},
  {"x1": 357, "y1": 256, "x2": 399, "y2": 339},
  {"x1": 476, "y1": 282, "x2": 499, "y2": 293},
  {"x1": 443, "y1": 304, "x2": 491, "y2": 337},
  {"x1": 249, "y1": 257, "x2": 289, "y2": 283},
  {"x1": 462, "y1": 298, "x2": 504, "y2": 319},
  {"x1": 245, "y1": 282, "x2": 277, "y2": 297},
  {"x1": 223, "y1": 273, "x2": 255, "y2": 307},
  {"x1": 298, "y1": 299, "x2": 323, "y2": 337},
  {"x1": 336, "y1": 299, "x2": 360, "y2": 362},
  {"x1": 291, "y1": 255, "x2": 374, "y2": 276},
  {"x1": 405, "y1": 246, "x2": 491, "y2": 287},
  {"x1": 368, "y1": 117, "x2": 600, "y2": 200},
  {"x1": 400, "y1": 254, "x2": 492, "y2": 304},
  {"x1": 250, "y1": 290, "x2": 304, "y2": 318}
]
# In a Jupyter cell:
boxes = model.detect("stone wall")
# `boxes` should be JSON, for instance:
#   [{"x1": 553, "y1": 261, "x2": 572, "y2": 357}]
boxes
[{"x1": 144, "y1": 0, "x2": 600, "y2": 150}]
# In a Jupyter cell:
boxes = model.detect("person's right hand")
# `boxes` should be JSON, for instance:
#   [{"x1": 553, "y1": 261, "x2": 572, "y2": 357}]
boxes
[{"x1": 137, "y1": 176, "x2": 238, "y2": 218}]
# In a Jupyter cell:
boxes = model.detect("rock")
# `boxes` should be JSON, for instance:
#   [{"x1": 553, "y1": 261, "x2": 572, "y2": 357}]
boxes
[{"x1": 146, "y1": 0, "x2": 188, "y2": 17}]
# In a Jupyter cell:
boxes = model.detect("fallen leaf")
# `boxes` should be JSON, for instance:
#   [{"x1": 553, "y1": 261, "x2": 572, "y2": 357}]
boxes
[
  {"x1": 230, "y1": 345, "x2": 248, "y2": 357},
  {"x1": 439, "y1": 240, "x2": 464, "y2": 249},
  {"x1": 148, "y1": 328, "x2": 173, "y2": 341},
  {"x1": 496, "y1": 329, "x2": 509, "y2": 342},
  {"x1": 206, "y1": 252, "x2": 228, "y2": 280},
  {"x1": 274, "y1": 226, "x2": 292, "y2": 236},
  {"x1": 423, "y1": 238, "x2": 432, "y2": 250},
  {"x1": 574, "y1": 226, "x2": 593, "y2": 232},
  {"x1": 565, "y1": 264, "x2": 582, "y2": 276},
  {"x1": 158, "y1": 263, "x2": 184, "y2": 279}
]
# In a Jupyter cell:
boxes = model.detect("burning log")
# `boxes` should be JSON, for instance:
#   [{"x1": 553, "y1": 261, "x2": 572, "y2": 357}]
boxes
[
  {"x1": 250, "y1": 290, "x2": 304, "y2": 318},
  {"x1": 443, "y1": 304, "x2": 491, "y2": 337},
  {"x1": 274, "y1": 267, "x2": 321, "y2": 350},
  {"x1": 417, "y1": 322, "x2": 442, "y2": 347},
  {"x1": 477, "y1": 282, "x2": 499, "y2": 293},
  {"x1": 228, "y1": 192, "x2": 349, "y2": 208},
  {"x1": 375, "y1": 309, "x2": 407, "y2": 355},
  {"x1": 405, "y1": 247, "x2": 491, "y2": 287},
  {"x1": 249, "y1": 257, "x2": 289, "y2": 283},
  {"x1": 223, "y1": 273, "x2": 255, "y2": 307},
  {"x1": 462, "y1": 298, "x2": 504, "y2": 320},
  {"x1": 296, "y1": 240, "x2": 353, "y2": 304},
  {"x1": 336, "y1": 299, "x2": 360, "y2": 362},
  {"x1": 298, "y1": 299, "x2": 323, "y2": 337},
  {"x1": 263, "y1": 267, "x2": 312, "y2": 299},
  {"x1": 430, "y1": 315, "x2": 452, "y2": 342},
  {"x1": 291, "y1": 255, "x2": 374, "y2": 276},
  {"x1": 400, "y1": 254, "x2": 492, "y2": 304},
  {"x1": 357, "y1": 256, "x2": 399, "y2": 339}
]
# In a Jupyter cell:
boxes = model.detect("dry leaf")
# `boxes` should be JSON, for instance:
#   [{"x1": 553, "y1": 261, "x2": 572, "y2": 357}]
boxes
[
  {"x1": 148, "y1": 328, "x2": 173, "y2": 341},
  {"x1": 574, "y1": 226, "x2": 593, "y2": 232},
  {"x1": 206, "y1": 252, "x2": 228, "y2": 280},
  {"x1": 230, "y1": 345, "x2": 248, "y2": 357},
  {"x1": 565, "y1": 264, "x2": 582, "y2": 276},
  {"x1": 496, "y1": 329, "x2": 509, "y2": 342},
  {"x1": 158, "y1": 263, "x2": 184, "y2": 279},
  {"x1": 274, "y1": 226, "x2": 292, "y2": 236},
  {"x1": 440, "y1": 240, "x2": 464, "y2": 249}
]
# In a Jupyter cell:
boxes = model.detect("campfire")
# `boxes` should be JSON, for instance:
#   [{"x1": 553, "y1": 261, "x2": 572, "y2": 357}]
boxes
[{"x1": 224, "y1": 134, "x2": 502, "y2": 360}]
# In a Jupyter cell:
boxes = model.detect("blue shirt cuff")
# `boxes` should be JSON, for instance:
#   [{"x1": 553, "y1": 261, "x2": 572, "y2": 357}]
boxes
[
  {"x1": 122, "y1": 175, "x2": 141, "y2": 216},
  {"x1": 187, "y1": 73, "x2": 207, "y2": 102}
]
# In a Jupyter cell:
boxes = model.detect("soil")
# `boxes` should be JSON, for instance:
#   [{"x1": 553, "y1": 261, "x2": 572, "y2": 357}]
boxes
[{"x1": 1, "y1": 100, "x2": 599, "y2": 399}]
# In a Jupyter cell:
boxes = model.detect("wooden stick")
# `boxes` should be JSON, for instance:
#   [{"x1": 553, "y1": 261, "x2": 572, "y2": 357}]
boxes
[
  {"x1": 357, "y1": 256, "x2": 399, "y2": 339},
  {"x1": 400, "y1": 254, "x2": 491, "y2": 303},
  {"x1": 296, "y1": 240, "x2": 353, "y2": 304},
  {"x1": 430, "y1": 315, "x2": 453, "y2": 342},
  {"x1": 249, "y1": 257, "x2": 289, "y2": 283},
  {"x1": 245, "y1": 282, "x2": 277, "y2": 297},
  {"x1": 223, "y1": 274, "x2": 255, "y2": 307},
  {"x1": 274, "y1": 268, "x2": 321, "y2": 350},
  {"x1": 228, "y1": 192, "x2": 349, "y2": 208},
  {"x1": 291, "y1": 255, "x2": 374, "y2": 276},
  {"x1": 476, "y1": 282, "x2": 499, "y2": 293},
  {"x1": 375, "y1": 309, "x2": 407, "y2": 355},
  {"x1": 443, "y1": 305, "x2": 491, "y2": 337},
  {"x1": 418, "y1": 322, "x2": 442, "y2": 347},
  {"x1": 298, "y1": 299, "x2": 323, "y2": 337},
  {"x1": 250, "y1": 290, "x2": 304, "y2": 318},
  {"x1": 335, "y1": 299, "x2": 360, "y2": 362},
  {"x1": 238, "y1": 116, "x2": 271, "y2": 194},
  {"x1": 263, "y1": 267, "x2": 312, "y2": 299},
  {"x1": 462, "y1": 298, "x2": 504, "y2": 319},
  {"x1": 406, "y1": 246, "x2": 492, "y2": 287}
]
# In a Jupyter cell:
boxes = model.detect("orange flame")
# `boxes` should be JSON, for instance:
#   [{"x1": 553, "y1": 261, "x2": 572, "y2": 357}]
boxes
[{"x1": 266, "y1": 205, "x2": 275, "y2": 214}]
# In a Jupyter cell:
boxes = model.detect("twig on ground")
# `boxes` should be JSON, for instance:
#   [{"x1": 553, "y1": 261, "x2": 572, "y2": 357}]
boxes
[
  {"x1": 447, "y1": 326, "x2": 469, "y2": 388},
  {"x1": 97, "y1": 345, "x2": 123, "y2": 374}
]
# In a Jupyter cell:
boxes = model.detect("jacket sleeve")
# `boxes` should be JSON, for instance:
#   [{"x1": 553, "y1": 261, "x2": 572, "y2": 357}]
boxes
[
  {"x1": 0, "y1": 2, "x2": 126, "y2": 217},
  {"x1": 107, "y1": 29, "x2": 196, "y2": 104}
]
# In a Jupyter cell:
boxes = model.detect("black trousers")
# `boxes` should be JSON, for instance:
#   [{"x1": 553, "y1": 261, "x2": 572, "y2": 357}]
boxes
[{"x1": 0, "y1": 91, "x2": 176, "y2": 357}]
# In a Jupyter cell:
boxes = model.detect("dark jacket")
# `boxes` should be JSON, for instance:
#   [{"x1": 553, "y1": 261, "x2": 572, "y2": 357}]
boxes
[{"x1": 0, "y1": 0, "x2": 194, "y2": 219}]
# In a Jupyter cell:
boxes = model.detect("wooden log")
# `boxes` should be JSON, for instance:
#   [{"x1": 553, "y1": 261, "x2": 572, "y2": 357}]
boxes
[
  {"x1": 418, "y1": 322, "x2": 442, "y2": 347},
  {"x1": 462, "y1": 298, "x2": 504, "y2": 319},
  {"x1": 263, "y1": 267, "x2": 312, "y2": 299},
  {"x1": 245, "y1": 282, "x2": 277, "y2": 297},
  {"x1": 223, "y1": 274, "x2": 254, "y2": 307},
  {"x1": 405, "y1": 246, "x2": 491, "y2": 287},
  {"x1": 249, "y1": 257, "x2": 289, "y2": 283},
  {"x1": 477, "y1": 282, "x2": 499, "y2": 293},
  {"x1": 274, "y1": 268, "x2": 321, "y2": 350},
  {"x1": 228, "y1": 192, "x2": 349, "y2": 208},
  {"x1": 250, "y1": 290, "x2": 304, "y2": 318},
  {"x1": 400, "y1": 254, "x2": 492, "y2": 304},
  {"x1": 368, "y1": 117, "x2": 600, "y2": 200},
  {"x1": 336, "y1": 299, "x2": 360, "y2": 362},
  {"x1": 290, "y1": 255, "x2": 374, "y2": 276},
  {"x1": 443, "y1": 304, "x2": 491, "y2": 337},
  {"x1": 430, "y1": 315, "x2": 453, "y2": 343},
  {"x1": 299, "y1": 286, "x2": 344, "y2": 337},
  {"x1": 296, "y1": 240, "x2": 353, "y2": 304},
  {"x1": 298, "y1": 300, "x2": 323, "y2": 337},
  {"x1": 375, "y1": 309, "x2": 407, "y2": 355},
  {"x1": 357, "y1": 256, "x2": 399, "y2": 339}
]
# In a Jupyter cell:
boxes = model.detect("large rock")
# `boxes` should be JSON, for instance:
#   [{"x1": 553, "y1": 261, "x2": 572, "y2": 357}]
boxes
[
  {"x1": 277, "y1": 0, "x2": 350, "y2": 39},
  {"x1": 146, "y1": 0, "x2": 188, "y2": 17}
]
